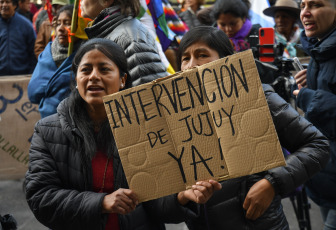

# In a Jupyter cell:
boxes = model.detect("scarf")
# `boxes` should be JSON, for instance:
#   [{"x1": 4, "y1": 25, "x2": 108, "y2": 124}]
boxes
[
  {"x1": 230, "y1": 19, "x2": 252, "y2": 52},
  {"x1": 275, "y1": 24, "x2": 302, "y2": 58},
  {"x1": 51, "y1": 38, "x2": 69, "y2": 67},
  {"x1": 85, "y1": 5, "x2": 131, "y2": 39}
]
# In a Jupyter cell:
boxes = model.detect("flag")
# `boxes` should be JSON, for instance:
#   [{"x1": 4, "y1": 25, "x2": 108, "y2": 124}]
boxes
[
  {"x1": 162, "y1": 0, "x2": 188, "y2": 44},
  {"x1": 73, "y1": 6, "x2": 91, "y2": 40},
  {"x1": 138, "y1": 0, "x2": 176, "y2": 74},
  {"x1": 249, "y1": 0, "x2": 274, "y2": 28},
  {"x1": 138, "y1": 0, "x2": 175, "y2": 51},
  {"x1": 45, "y1": 0, "x2": 53, "y2": 23}
]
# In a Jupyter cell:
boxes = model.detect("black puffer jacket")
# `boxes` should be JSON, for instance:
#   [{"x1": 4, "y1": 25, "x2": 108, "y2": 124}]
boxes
[
  {"x1": 151, "y1": 84, "x2": 330, "y2": 230},
  {"x1": 24, "y1": 99, "x2": 168, "y2": 230},
  {"x1": 85, "y1": 6, "x2": 168, "y2": 86}
]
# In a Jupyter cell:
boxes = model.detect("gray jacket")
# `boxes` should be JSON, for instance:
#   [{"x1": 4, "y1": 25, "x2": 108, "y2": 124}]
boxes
[{"x1": 85, "y1": 6, "x2": 168, "y2": 86}]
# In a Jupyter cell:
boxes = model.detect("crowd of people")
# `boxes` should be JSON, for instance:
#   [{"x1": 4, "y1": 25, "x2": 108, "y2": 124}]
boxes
[{"x1": 0, "y1": 0, "x2": 335, "y2": 229}]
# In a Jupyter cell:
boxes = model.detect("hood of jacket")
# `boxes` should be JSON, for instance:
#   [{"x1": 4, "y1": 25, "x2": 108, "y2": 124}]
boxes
[
  {"x1": 85, "y1": 5, "x2": 131, "y2": 39},
  {"x1": 301, "y1": 27, "x2": 336, "y2": 61}
]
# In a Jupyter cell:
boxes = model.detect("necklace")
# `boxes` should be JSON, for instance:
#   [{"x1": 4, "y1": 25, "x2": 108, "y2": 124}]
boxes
[{"x1": 99, "y1": 157, "x2": 110, "y2": 193}]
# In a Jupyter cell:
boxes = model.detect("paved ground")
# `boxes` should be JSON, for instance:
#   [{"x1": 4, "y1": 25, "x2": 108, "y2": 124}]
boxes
[{"x1": 0, "y1": 179, "x2": 323, "y2": 230}]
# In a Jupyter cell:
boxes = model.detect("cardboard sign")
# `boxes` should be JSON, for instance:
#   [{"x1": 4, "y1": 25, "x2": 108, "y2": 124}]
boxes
[
  {"x1": 103, "y1": 50, "x2": 285, "y2": 202},
  {"x1": 0, "y1": 75, "x2": 40, "y2": 180}
]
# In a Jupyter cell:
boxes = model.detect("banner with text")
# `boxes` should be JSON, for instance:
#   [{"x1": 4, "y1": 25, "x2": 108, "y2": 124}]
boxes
[
  {"x1": 0, "y1": 76, "x2": 40, "y2": 180},
  {"x1": 103, "y1": 50, "x2": 285, "y2": 202}
]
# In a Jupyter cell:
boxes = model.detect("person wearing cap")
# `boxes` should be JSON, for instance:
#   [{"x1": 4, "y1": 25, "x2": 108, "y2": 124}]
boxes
[
  {"x1": 0, "y1": 0, "x2": 37, "y2": 76},
  {"x1": 293, "y1": 0, "x2": 336, "y2": 229},
  {"x1": 34, "y1": 0, "x2": 68, "y2": 58},
  {"x1": 263, "y1": 0, "x2": 305, "y2": 58}
]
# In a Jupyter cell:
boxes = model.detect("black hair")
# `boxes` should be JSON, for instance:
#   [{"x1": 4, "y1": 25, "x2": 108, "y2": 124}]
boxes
[
  {"x1": 111, "y1": 0, "x2": 140, "y2": 17},
  {"x1": 69, "y1": 38, "x2": 131, "y2": 161},
  {"x1": 56, "y1": 4, "x2": 73, "y2": 19},
  {"x1": 11, "y1": 0, "x2": 18, "y2": 7},
  {"x1": 177, "y1": 26, "x2": 234, "y2": 70},
  {"x1": 213, "y1": 0, "x2": 250, "y2": 20},
  {"x1": 72, "y1": 38, "x2": 131, "y2": 88}
]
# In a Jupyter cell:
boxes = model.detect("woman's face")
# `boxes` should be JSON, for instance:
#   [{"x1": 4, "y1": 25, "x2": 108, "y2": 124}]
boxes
[
  {"x1": 300, "y1": 0, "x2": 336, "y2": 39},
  {"x1": 274, "y1": 10, "x2": 296, "y2": 37},
  {"x1": 217, "y1": 13, "x2": 245, "y2": 38},
  {"x1": 56, "y1": 11, "x2": 72, "y2": 46},
  {"x1": 76, "y1": 49, "x2": 126, "y2": 111},
  {"x1": 80, "y1": 0, "x2": 112, "y2": 19},
  {"x1": 180, "y1": 41, "x2": 220, "y2": 71}
]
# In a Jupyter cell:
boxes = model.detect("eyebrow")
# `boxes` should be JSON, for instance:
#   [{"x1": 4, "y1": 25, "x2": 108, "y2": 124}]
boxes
[
  {"x1": 79, "y1": 62, "x2": 112, "y2": 67},
  {"x1": 183, "y1": 48, "x2": 210, "y2": 56}
]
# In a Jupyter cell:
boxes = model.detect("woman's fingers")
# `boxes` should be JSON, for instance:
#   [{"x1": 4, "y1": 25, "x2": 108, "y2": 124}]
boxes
[
  {"x1": 102, "y1": 189, "x2": 139, "y2": 214},
  {"x1": 294, "y1": 69, "x2": 307, "y2": 87}
]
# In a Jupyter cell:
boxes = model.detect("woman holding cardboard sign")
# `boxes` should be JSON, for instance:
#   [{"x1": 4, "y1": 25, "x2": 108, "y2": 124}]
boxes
[
  {"x1": 25, "y1": 37, "x2": 221, "y2": 230},
  {"x1": 164, "y1": 26, "x2": 329, "y2": 230},
  {"x1": 25, "y1": 38, "x2": 167, "y2": 230}
]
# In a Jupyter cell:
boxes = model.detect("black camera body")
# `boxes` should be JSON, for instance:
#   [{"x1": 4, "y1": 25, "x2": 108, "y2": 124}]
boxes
[{"x1": 248, "y1": 34, "x2": 298, "y2": 104}]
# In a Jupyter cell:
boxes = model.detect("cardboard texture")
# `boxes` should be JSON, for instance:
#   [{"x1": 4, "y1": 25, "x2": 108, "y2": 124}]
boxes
[
  {"x1": 0, "y1": 75, "x2": 40, "y2": 180},
  {"x1": 103, "y1": 50, "x2": 286, "y2": 202}
]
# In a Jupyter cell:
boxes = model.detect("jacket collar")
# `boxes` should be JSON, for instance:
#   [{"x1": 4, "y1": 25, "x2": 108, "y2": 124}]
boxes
[
  {"x1": 84, "y1": 5, "x2": 130, "y2": 39},
  {"x1": 301, "y1": 26, "x2": 336, "y2": 61}
]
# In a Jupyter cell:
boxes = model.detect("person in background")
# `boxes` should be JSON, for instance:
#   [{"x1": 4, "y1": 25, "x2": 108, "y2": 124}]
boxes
[
  {"x1": 179, "y1": 0, "x2": 204, "y2": 29},
  {"x1": 158, "y1": 26, "x2": 329, "y2": 229},
  {"x1": 196, "y1": 5, "x2": 215, "y2": 26},
  {"x1": 17, "y1": 0, "x2": 33, "y2": 21},
  {"x1": 32, "y1": 0, "x2": 47, "y2": 33},
  {"x1": 28, "y1": 5, "x2": 82, "y2": 118},
  {"x1": 29, "y1": 0, "x2": 38, "y2": 16},
  {"x1": 212, "y1": 0, "x2": 260, "y2": 52},
  {"x1": 293, "y1": 0, "x2": 336, "y2": 229},
  {"x1": 263, "y1": 0, "x2": 305, "y2": 58},
  {"x1": 34, "y1": 0, "x2": 68, "y2": 58},
  {"x1": 0, "y1": 0, "x2": 37, "y2": 76},
  {"x1": 25, "y1": 38, "x2": 195, "y2": 230},
  {"x1": 82, "y1": 0, "x2": 168, "y2": 86}
]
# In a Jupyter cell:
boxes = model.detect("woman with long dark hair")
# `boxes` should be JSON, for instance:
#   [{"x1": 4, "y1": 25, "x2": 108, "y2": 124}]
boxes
[{"x1": 25, "y1": 38, "x2": 166, "y2": 230}]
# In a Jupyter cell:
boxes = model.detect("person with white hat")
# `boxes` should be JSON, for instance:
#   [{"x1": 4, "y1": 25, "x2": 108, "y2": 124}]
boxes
[{"x1": 263, "y1": 0, "x2": 304, "y2": 58}]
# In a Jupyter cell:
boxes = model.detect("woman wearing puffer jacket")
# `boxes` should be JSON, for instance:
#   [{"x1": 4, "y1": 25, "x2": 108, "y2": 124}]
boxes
[
  {"x1": 293, "y1": 0, "x2": 336, "y2": 228},
  {"x1": 147, "y1": 26, "x2": 330, "y2": 230},
  {"x1": 81, "y1": 0, "x2": 169, "y2": 87}
]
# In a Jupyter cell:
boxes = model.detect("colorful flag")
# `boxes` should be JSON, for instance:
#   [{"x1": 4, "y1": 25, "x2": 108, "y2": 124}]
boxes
[
  {"x1": 249, "y1": 0, "x2": 274, "y2": 28},
  {"x1": 74, "y1": 6, "x2": 91, "y2": 40},
  {"x1": 45, "y1": 0, "x2": 53, "y2": 23},
  {"x1": 138, "y1": 0, "x2": 175, "y2": 51},
  {"x1": 162, "y1": 0, "x2": 188, "y2": 43}
]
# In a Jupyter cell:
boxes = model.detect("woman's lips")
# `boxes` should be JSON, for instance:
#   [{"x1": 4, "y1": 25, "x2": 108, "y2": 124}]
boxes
[{"x1": 304, "y1": 21, "x2": 316, "y2": 30}]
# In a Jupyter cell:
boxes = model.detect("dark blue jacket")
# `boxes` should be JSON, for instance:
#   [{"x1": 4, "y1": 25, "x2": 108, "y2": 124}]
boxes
[
  {"x1": 297, "y1": 28, "x2": 336, "y2": 209},
  {"x1": 0, "y1": 12, "x2": 36, "y2": 76},
  {"x1": 28, "y1": 42, "x2": 74, "y2": 118}
]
